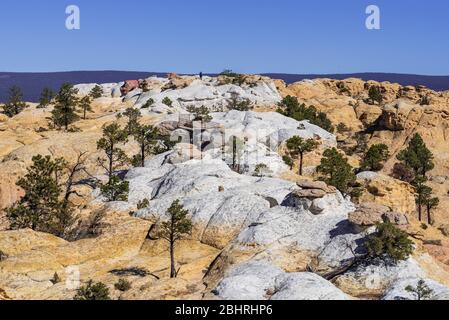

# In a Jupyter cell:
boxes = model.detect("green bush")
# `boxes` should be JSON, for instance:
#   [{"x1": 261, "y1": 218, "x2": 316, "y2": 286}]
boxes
[
  {"x1": 100, "y1": 175, "x2": 129, "y2": 202},
  {"x1": 142, "y1": 98, "x2": 155, "y2": 109},
  {"x1": 364, "y1": 220, "x2": 414, "y2": 265},
  {"x1": 317, "y1": 148, "x2": 356, "y2": 195},
  {"x1": 405, "y1": 280, "x2": 434, "y2": 300},
  {"x1": 1, "y1": 86, "x2": 28, "y2": 117},
  {"x1": 361, "y1": 144, "x2": 389, "y2": 171},
  {"x1": 74, "y1": 280, "x2": 111, "y2": 300},
  {"x1": 277, "y1": 96, "x2": 334, "y2": 132},
  {"x1": 137, "y1": 198, "x2": 150, "y2": 210},
  {"x1": 114, "y1": 278, "x2": 132, "y2": 292},
  {"x1": 162, "y1": 97, "x2": 173, "y2": 107},
  {"x1": 89, "y1": 85, "x2": 103, "y2": 99}
]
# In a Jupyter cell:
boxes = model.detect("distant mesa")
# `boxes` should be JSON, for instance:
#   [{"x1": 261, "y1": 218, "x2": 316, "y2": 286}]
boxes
[{"x1": 1, "y1": 71, "x2": 449, "y2": 102}]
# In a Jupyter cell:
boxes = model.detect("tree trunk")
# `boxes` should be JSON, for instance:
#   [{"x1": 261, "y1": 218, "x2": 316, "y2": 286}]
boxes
[
  {"x1": 141, "y1": 142, "x2": 145, "y2": 167},
  {"x1": 427, "y1": 204, "x2": 432, "y2": 225},
  {"x1": 169, "y1": 239, "x2": 176, "y2": 278},
  {"x1": 108, "y1": 141, "x2": 114, "y2": 179},
  {"x1": 418, "y1": 199, "x2": 422, "y2": 222},
  {"x1": 299, "y1": 153, "x2": 304, "y2": 176}
]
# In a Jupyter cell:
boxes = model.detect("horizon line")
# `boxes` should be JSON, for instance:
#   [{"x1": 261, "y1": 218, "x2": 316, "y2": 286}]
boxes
[{"x1": 1, "y1": 70, "x2": 449, "y2": 78}]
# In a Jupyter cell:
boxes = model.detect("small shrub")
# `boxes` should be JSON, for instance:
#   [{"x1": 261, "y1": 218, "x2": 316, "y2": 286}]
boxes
[
  {"x1": 101, "y1": 176, "x2": 129, "y2": 202},
  {"x1": 391, "y1": 163, "x2": 415, "y2": 183},
  {"x1": 253, "y1": 164, "x2": 272, "y2": 177},
  {"x1": 0, "y1": 250, "x2": 8, "y2": 261},
  {"x1": 74, "y1": 280, "x2": 111, "y2": 300},
  {"x1": 282, "y1": 155, "x2": 294, "y2": 170},
  {"x1": 114, "y1": 278, "x2": 132, "y2": 292},
  {"x1": 364, "y1": 220, "x2": 414, "y2": 265},
  {"x1": 142, "y1": 98, "x2": 154, "y2": 109},
  {"x1": 162, "y1": 97, "x2": 173, "y2": 107},
  {"x1": 405, "y1": 280, "x2": 434, "y2": 300},
  {"x1": 277, "y1": 96, "x2": 334, "y2": 133},
  {"x1": 420, "y1": 223, "x2": 428, "y2": 230},
  {"x1": 51, "y1": 272, "x2": 61, "y2": 284},
  {"x1": 137, "y1": 198, "x2": 150, "y2": 210},
  {"x1": 187, "y1": 105, "x2": 212, "y2": 123}
]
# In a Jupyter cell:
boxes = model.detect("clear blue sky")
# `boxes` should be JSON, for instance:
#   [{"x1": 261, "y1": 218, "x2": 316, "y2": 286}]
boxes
[{"x1": 1, "y1": 0, "x2": 448, "y2": 75}]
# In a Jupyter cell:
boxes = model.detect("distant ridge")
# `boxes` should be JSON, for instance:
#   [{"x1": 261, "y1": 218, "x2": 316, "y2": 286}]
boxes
[{"x1": 1, "y1": 71, "x2": 448, "y2": 102}]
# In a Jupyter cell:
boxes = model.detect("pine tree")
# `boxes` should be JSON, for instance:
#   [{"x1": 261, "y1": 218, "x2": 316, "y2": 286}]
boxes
[
  {"x1": 157, "y1": 200, "x2": 192, "y2": 278},
  {"x1": 317, "y1": 148, "x2": 356, "y2": 195},
  {"x1": 100, "y1": 175, "x2": 129, "y2": 202},
  {"x1": 1, "y1": 86, "x2": 28, "y2": 117},
  {"x1": 361, "y1": 144, "x2": 389, "y2": 171},
  {"x1": 97, "y1": 123, "x2": 129, "y2": 179},
  {"x1": 38, "y1": 87, "x2": 54, "y2": 108},
  {"x1": 51, "y1": 83, "x2": 80, "y2": 130},
  {"x1": 285, "y1": 136, "x2": 318, "y2": 176},
  {"x1": 79, "y1": 96, "x2": 93, "y2": 120},
  {"x1": 5, "y1": 155, "x2": 74, "y2": 233},
  {"x1": 131, "y1": 124, "x2": 160, "y2": 167},
  {"x1": 397, "y1": 133, "x2": 434, "y2": 179},
  {"x1": 89, "y1": 85, "x2": 103, "y2": 99},
  {"x1": 123, "y1": 108, "x2": 142, "y2": 135}
]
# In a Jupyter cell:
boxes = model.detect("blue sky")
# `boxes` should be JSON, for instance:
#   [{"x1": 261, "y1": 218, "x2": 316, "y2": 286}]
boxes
[{"x1": 0, "y1": 0, "x2": 448, "y2": 74}]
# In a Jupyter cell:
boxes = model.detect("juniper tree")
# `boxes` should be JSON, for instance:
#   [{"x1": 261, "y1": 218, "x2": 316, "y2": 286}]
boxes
[
  {"x1": 361, "y1": 144, "x2": 389, "y2": 171},
  {"x1": 1, "y1": 86, "x2": 28, "y2": 117},
  {"x1": 285, "y1": 136, "x2": 318, "y2": 176},
  {"x1": 364, "y1": 220, "x2": 414, "y2": 266},
  {"x1": 89, "y1": 85, "x2": 103, "y2": 99},
  {"x1": 79, "y1": 96, "x2": 93, "y2": 120},
  {"x1": 157, "y1": 200, "x2": 193, "y2": 278},
  {"x1": 38, "y1": 87, "x2": 54, "y2": 108},
  {"x1": 97, "y1": 123, "x2": 129, "y2": 179},
  {"x1": 317, "y1": 148, "x2": 356, "y2": 196},
  {"x1": 51, "y1": 83, "x2": 80, "y2": 130}
]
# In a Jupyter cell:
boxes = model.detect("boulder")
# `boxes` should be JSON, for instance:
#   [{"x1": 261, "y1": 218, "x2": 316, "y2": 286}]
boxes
[
  {"x1": 212, "y1": 261, "x2": 350, "y2": 300},
  {"x1": 348, "y1": 203, "x2": 390, "y2": 229},
  {"x1": 121, "y1": 80, "x2": 140, "y2": 95}
]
